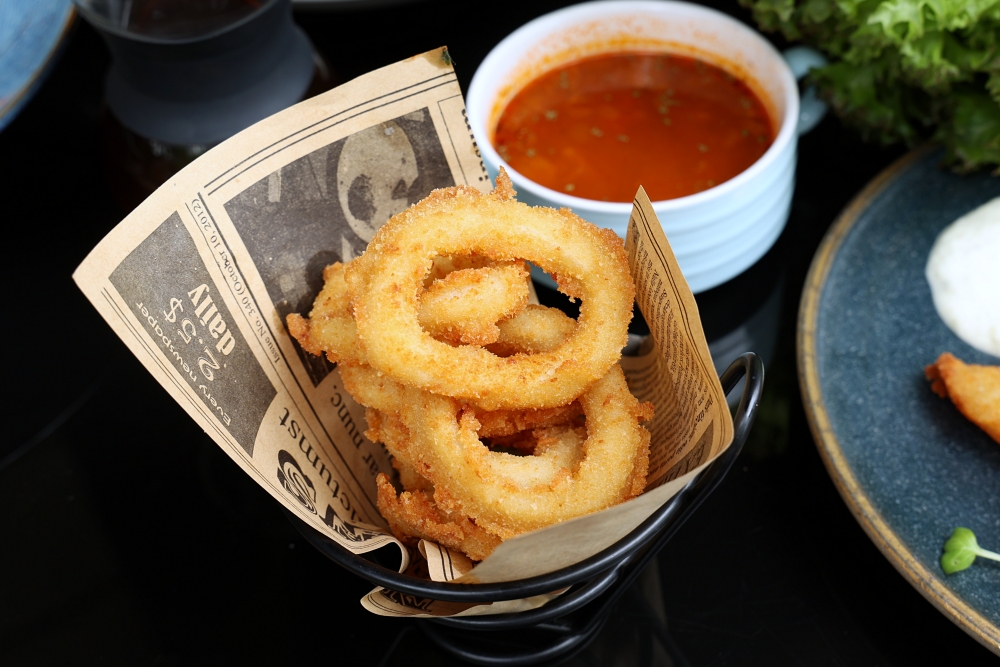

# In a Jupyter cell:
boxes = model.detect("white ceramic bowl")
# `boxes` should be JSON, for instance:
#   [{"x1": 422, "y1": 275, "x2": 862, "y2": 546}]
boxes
[{"x1": 468, "y1": 0, "x2": 825, "y2": 293}]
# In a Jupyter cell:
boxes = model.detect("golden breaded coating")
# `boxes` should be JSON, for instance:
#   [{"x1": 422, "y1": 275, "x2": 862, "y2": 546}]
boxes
[
  {"x1": 287, "y1": 259, "x2": 531, "y2": 360},
  {"x1": 418, "y1": 262, "x2": 530, "y2": 346},
  {"x1": 925, "y1": 352, "x2": 1000, "y2": 444},
  {"x1": 287, "y1": 262, "x2": 361, "y2": 365},
  {"x1": 486, "y1": 304, "x2": 578, "y2": 356},
  {"x1": 376, "y1": 473, "x2": 502, "y2": 561},
  {"x1": 473, "y1": 401, "x2": 583, "y2": 438},
  {"x1": 344, "y1": 168, "x2": 635, "y2": 411},
  {"x1": 424, "y1": 254, "x2": 494, "y2": 284}
]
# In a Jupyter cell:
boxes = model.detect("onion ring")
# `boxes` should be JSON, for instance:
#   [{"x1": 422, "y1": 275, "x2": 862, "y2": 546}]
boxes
[
  {"x1": 287, "y1": 262, "x2": 361, "y2": 364},
  {"x1": 287, "y1": 257, "x2": 530, "y2": 362},
  {"x1": 290, "y1": 263, "x2": 585, "y2": 435},
  {"x1": 372, "y1": 409, "x2": 590, "y2": 560},
  {"x1": 361, "y1": 395, "x2": 590, "y2": 492},
  {"x1": 485, "y1": 303, "x2": 578, "y2": 357},
  {"x1": 345, "y1": 169, "x2": 634, "y2": 411},
  {"x1": 418, "y1": 262, "x2": 530, "y2": 346},
  {"x1": 343, "y1": 304, "x2": 600, "y2": 546},
  {"x1": 339, "y1": 360, "x2": 651, "y2": 539},
  {"x1": 403, "y1": 365, "x2": 651, "y2": 538},
  {"x1": 376, "y1": 474, "x2": 502, "y2": 561},
  {"x1": 356, "y1": 305, "x2": 586, "y2": 438}
]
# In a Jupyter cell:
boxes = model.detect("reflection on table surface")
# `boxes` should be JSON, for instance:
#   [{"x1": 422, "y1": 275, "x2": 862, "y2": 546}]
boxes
[{"x1": 1, "y1": 0, "x2": 997, "y2": 665}]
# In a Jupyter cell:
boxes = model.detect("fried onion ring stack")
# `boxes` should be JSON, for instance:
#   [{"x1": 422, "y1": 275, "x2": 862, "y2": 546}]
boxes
[{"x1": 288, "y1": 169, "x2": 653, "y2": 561}]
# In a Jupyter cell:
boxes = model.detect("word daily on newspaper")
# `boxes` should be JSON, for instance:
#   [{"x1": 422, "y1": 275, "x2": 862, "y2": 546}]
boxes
[{"x1": 74, "y1": 48, "x2": 734, "y2": 619}]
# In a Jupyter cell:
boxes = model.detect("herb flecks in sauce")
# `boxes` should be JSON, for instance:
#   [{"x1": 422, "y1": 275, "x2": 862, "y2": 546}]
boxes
[{"x1": 494, "y1": 52, "x2": 774, "y2": 202}]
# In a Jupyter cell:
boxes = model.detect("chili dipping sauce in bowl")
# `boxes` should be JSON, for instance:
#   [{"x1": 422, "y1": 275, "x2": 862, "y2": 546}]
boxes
[
  {"x1": 494, "y1": 51, "x2": 774, "y2": 203},
  {"x1": 468, "y1": 0, "x2": 825, "y2": 292}
]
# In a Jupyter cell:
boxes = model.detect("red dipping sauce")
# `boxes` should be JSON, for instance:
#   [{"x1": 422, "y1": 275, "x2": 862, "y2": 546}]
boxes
[{"x1": 493, "y1": 52, "x2": 774, "y2": 202}]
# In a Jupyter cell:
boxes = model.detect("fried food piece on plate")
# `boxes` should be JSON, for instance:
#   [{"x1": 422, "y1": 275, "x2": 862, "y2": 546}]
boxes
[{"x1": 925, "y1": 352, "x2": 1000, "y2": 444}]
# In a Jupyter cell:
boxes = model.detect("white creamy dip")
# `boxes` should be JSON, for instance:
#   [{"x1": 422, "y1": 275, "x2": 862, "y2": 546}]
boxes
[{"x1": 925, "y1": 196, "x2": 1000, "y2": 358}]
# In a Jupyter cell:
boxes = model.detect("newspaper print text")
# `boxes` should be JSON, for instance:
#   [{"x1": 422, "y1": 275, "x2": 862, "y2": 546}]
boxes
[
  {"x1": 133, "y1": 290, "x2": 234, "y2": 426},
  {"x1": 276, "y1": 406, "x2": 364, "y2": 524},
  {"x1": 189, "y1": 196, "x2": 281, "y2": 364}
]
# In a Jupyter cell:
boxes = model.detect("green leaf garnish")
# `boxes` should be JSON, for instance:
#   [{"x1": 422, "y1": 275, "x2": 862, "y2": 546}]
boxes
[
  {"x1": 941, "y1": 527, "x2": 1000, "y2": 575},
  {"x1": 739, "y1": 0, "x2": 1000, "y2": 173}
]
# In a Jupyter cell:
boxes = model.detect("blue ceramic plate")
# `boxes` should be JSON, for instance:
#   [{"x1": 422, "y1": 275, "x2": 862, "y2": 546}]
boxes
[
  {"x1": 0, "y1": 0, "x2": 75, "y2": 133},
  {"x1": 799, "y1": 146, "x2": 1000, "y2": 655}
]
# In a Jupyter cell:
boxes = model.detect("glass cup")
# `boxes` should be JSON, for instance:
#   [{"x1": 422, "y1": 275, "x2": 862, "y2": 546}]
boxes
[{"x1": 74, "y1": 0, "x2": 332, "y2": 211}]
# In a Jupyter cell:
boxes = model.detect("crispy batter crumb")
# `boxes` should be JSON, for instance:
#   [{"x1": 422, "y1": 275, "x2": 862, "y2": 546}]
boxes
[{"x1": 925, "y1": 352, "x2": 1000, "y2": 444}]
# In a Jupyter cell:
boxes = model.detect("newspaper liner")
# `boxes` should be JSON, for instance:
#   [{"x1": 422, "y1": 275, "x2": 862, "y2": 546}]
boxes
[{"x1": 73, "y1": 48, "x2": 734, "y2": 619}]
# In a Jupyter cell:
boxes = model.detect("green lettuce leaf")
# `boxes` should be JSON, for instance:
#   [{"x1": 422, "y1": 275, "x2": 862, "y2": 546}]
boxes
[
  {"x1": 937, "y1": 89, "x2": 1000, "y2": 172},
  {"x1": 741, "y1": 0, "x2": 1000, "y2": 172}
]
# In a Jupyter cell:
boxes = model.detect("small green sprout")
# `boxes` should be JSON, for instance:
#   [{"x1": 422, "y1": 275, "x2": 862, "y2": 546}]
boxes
[{"x1": 941, "y1": 528, "x2": 1000, "y2": 574}]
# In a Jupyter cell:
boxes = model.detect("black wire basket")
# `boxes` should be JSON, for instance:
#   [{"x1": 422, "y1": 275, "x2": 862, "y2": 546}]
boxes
[{"x1": 291, "y1": 352, "x2": 764, "y2": 665}]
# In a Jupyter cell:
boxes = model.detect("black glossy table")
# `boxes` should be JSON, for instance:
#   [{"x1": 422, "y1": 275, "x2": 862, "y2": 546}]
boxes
[{"x1": 2, "y1": 2, "x2": 997, "y2": 665}]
